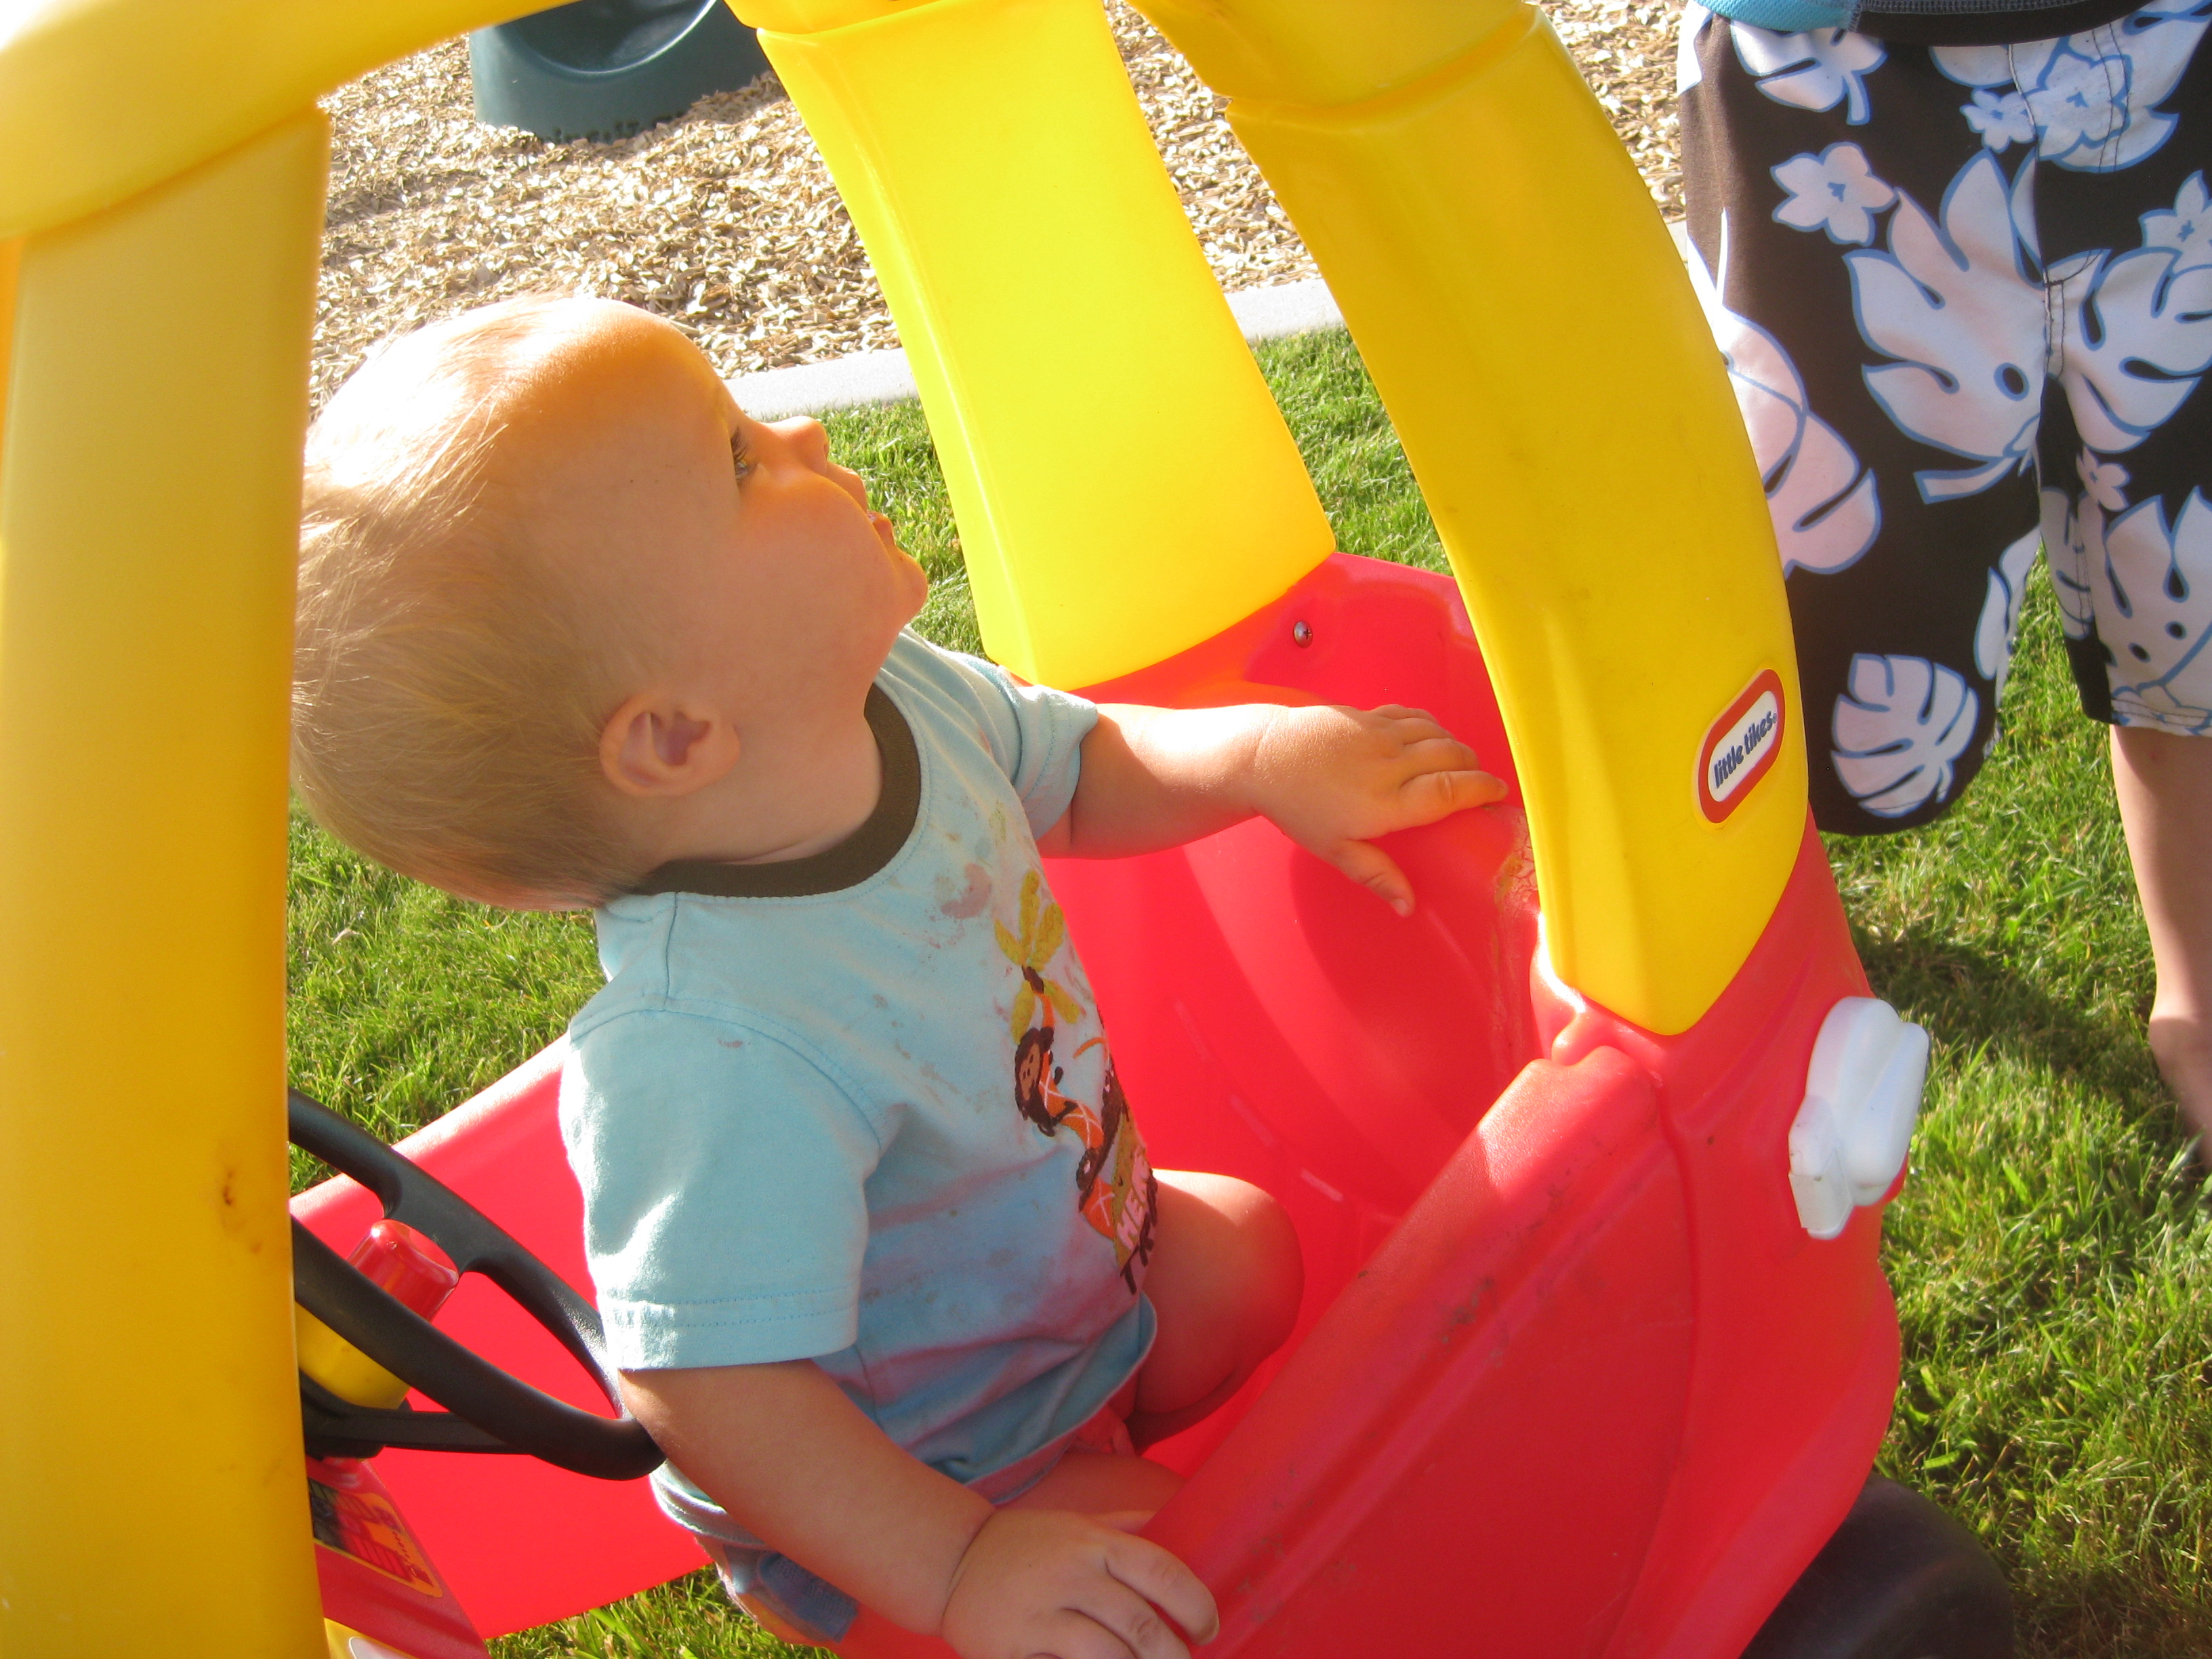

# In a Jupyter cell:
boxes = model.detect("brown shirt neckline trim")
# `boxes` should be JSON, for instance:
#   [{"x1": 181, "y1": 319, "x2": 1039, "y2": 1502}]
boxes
[{"x1": 628, "y1": 686, "x2": 920, "y2": 900}]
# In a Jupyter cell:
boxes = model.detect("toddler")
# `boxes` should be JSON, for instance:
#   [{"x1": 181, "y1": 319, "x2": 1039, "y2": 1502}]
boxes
[{"x1": 293, "y1": 295, "x2": 1504, "y2": 1659}]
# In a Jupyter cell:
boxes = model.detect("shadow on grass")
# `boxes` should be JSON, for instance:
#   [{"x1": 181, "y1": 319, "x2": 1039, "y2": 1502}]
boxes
[
  {"x1": 2012, "y1": 1561, "x2": 2212, "y2": 1659},
  {"x1": 1856, "y1": 924, "x2": 2169, "y2": 1124}
]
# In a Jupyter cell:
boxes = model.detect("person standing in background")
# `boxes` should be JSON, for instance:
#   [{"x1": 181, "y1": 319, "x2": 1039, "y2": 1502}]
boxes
[{"x1": 1675, "y1": 0, "x2": 2212, "y2": 1135}]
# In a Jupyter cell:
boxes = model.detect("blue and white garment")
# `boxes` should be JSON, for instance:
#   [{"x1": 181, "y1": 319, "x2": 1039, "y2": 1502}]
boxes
[
  {"x1": 1679, "y1": 0, "x2": 2212, "y2": 830},
  {"x1": 1699, "y1": 0, "x2": 2147, "y2": 50},
  {"x1": 560, "y1": 631, "x2": 1160, "y2": 1637}
]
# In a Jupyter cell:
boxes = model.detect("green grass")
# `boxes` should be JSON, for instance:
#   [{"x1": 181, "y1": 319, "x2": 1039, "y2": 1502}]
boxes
[
  {"x1": 285, "y1": 329, "x2": 2211, "y2": 1656},
  {"x1": 1836, "y1": 557, "x2": 2212, "y2": 1656},
  {"x1": 487, "y1": 1570, "x2": 831, "y2": 1659}
]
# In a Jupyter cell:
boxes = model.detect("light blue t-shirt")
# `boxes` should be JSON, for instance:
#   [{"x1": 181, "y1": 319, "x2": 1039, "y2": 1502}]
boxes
[{"x1": 560, "y1": 632, "x2": 1160, "y2": 1534}]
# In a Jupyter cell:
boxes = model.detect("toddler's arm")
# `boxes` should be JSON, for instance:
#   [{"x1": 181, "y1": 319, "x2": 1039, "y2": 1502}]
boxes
[
  {"x1": 621, "y1": 1361, "x2": 1218, "y2": 1659},
  {"x1": 1037, "y1": 703, "x2": 1505, "y2": 916}
]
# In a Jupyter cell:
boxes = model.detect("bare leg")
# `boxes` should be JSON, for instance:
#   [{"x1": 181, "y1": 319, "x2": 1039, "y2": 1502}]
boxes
[
  {"x1": 1000, "y1": 1171, "x2": 1301, "y2": 1521},
  {"x1": 830, "y1": 1179, "x2": 1300, "y2": 1652},
  {"x1": 2112, "y1": 726, "x2": 2212, "y2": 1141},
  {"x1": 1008, "y1": 1448, "x2": 1186, "y2": 1518},
  {"x1": 1124, "y1": 1170, "x2": 1303, "y2": 1449}
]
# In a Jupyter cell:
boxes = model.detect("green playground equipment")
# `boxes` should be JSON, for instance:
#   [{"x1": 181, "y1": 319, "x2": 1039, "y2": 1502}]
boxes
[{"x1": 470, "y1": 0, "x2": 769, "y2": 142}]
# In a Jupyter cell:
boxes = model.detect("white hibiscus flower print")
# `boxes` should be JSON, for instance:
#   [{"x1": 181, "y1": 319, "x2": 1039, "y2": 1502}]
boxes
[
  {"x1": 1973, "y1": 526, "x2": 2044, "y2": 708},
  {"x1": 1933, "y1": 43, "x2": 2015, "y2": 88},
  {"x1": 2093, "y1": 489, "x2": 2212, "y2": 732},
  {"x1": 2010, "y1": 154, "x2": 2044, "y2": 268},
  {"x1": 2028, "y1": 45, "x2": 2133, "y2": 161},
  {"x1": 2051, "y1": 234, "x2": 2212, "y2": 451},
  {"x1": 1963, "y1": 87, "x2": 2035, "y2": 150},
  {"x1": 1833, "y1": 654, "x2": 1980, "y2": 817},
  {"x1": 1773, "y1": 144, "x2": 1897, "y2": 244},
  {"x1": 1851, "y1": 152, "x2": 2212, "y2": 498},
  {"x1": 2114, "y1": 684, "x2": 2212, "y2": 728},
  {"x1": 1934, "y1": 0, "x2": 2212, "y2": 173},
  {"x1": 1690, "y1": 215, "x2": 1881, "y2": 578},
  {"x1": 1732, "y1": 24, "x2": 1887, "y2": 124},
  {"x1": 2042, "y1": 484, "x2": 2102, "y2": 640},
  {"x1": 2078, "y1": 450, "x2": 2130, "y2": 511},
  {"x1": 2042, "y1": 478, "x2": 2212, "y2": 731},
  {"x1": 1679, "y1": 1, "x2": 1713, "y2": 96},
  {"x1": 2141, "y1": 171, "x2": 2212, "y2": 270},
  {"x1": 1848, "y1": 153, "x2": 2046, "y2": 501}
]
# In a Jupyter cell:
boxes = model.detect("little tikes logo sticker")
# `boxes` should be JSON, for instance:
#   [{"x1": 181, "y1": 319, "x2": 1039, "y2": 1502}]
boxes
[{"x1": 1698, "y1": 669, "x2": 1786, "y2": 823}]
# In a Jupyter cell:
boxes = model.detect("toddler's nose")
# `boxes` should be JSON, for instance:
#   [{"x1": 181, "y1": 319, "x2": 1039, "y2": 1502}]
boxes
[{"x1": 768, "y1": 415, "x2": 832, "y2": 472}]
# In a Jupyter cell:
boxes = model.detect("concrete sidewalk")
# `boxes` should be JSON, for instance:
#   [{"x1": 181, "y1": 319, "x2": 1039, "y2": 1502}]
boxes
[{"x1": 727, "y1": 274, "x2": 1345, "y2": 420}]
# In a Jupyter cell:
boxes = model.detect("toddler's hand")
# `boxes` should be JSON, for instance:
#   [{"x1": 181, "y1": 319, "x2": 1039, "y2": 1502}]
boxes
[
  {"x1": 940, "y1": 1507, "x2": 1219, "y2": 1659},
  {"x1": 1249, "y1": 703, "x2": 1505, "y2": 916}
]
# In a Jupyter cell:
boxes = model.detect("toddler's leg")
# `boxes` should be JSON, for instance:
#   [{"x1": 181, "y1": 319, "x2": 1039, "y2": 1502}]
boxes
[
  {"x1": 967, "y1": 1174, "x2": 1300, "y2": 1530},
  {"x1": 1125, "y1": 1170, "x2": 1302, "y2": 1448},
  {"x1": 994, "y1": 1172, "x2": 1300, "y2": 1523},
  {"x1": 2112, "y1": 727, "x2": 2212, "y2": 1143},
  {"x1": 1008, "y1": 1447, "x2": 1185, "y2": 1519}
]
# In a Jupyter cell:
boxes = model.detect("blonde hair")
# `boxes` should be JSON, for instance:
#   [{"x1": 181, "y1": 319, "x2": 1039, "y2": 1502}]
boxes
[{"x1": 293, "y1": 298, "x2": 642, "y2": 907}]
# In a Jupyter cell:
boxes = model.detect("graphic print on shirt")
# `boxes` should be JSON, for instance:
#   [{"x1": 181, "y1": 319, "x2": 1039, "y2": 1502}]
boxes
[{"x1": 999, "y1": 868, "x2": 1159, "y2": 1290}]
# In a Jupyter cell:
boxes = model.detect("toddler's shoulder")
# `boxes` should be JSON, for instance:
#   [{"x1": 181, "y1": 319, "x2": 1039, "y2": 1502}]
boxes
[
  {"x1": 878, "y1": 631, "x2": 1098, "y2": 811},
  {"x1": 574, "y1": 899, "x2": 835, "y2": 1042},
  {"x1": 878, "y1": 630, "x2": 1010, "y2": 720},
  {"x1": 562, "y1": 983, "x2": 881, "y2": 1143}
]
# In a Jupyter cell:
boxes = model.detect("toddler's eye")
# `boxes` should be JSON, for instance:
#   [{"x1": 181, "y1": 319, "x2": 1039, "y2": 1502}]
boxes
[{"x1": 731, "y1": 430, "x2": 756, "y2": 481}]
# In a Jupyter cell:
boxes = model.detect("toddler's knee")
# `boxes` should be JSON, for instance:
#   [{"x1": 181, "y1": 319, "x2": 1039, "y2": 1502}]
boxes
[
  {"x1": 1153, "y1": 1170, "x2": 1304, "y2": 1359},
  {"x1": 1218, "y1": 1179, "x2": 1303, "y2": 1358}
]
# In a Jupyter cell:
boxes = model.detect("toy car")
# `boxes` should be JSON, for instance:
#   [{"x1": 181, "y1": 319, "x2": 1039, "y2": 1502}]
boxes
[
  {"x1": 0, "y1": 0, "x2": 2012, "y2": 1654},
  {"x1": 289, "y1": 550, "x2": 2007, "y2": 1659}
]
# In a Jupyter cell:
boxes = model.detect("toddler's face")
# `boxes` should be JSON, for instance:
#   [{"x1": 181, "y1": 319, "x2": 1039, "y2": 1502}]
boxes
[{"x1": 501, "y1": 303, "x2": 930, "y2": 727}]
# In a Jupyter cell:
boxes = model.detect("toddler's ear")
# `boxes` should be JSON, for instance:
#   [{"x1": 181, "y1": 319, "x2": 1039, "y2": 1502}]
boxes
[{"x1": 600, "y1": 692, "x2": 741, "y2": 798}]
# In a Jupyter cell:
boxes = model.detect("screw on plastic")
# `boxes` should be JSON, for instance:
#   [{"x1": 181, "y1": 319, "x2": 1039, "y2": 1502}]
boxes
[{"x1": 1292, "y1": 620, "x2": 1313, "y2": 647}]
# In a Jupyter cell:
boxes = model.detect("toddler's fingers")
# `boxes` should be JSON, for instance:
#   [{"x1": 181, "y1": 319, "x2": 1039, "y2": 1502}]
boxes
[
  {"x1": 1091, "y1": 1509, "x2": 1162, "y2": 1536},
  {"x1": 1065, "y1": 1581, "x2": 1196, "y2": 1659},
  {"x1": 1031, "y1": 1606, "x2": 1154, "y2": 1659},
  {"x1": 1398, "y1": 767, "x2": 1507, "y2": 824},
  {"x1": 1102, "y1": 1535, "x2": 1221, "y2": 1647},
  {"x1": 1397, "y1": 734, "x2": 1482, "y2": 775},
  {"x1": 1321, "y1": 839, "x2": 1414, "y2": 918},
  {"x1": 1376, "y1": 710, "x2": 1452, "y2": 745}
]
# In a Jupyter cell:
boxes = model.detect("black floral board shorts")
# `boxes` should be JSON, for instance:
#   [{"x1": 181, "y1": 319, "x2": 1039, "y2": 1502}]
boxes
[{"x1": 1676, "y1": 0, "x2": 2212, "y2": 832}]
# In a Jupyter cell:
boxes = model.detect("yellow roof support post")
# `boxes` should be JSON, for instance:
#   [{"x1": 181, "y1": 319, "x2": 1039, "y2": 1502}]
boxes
[
  {"x1": 0, "y1": 2, "x2": 642, "y2": 1641},
  {"x1": 737, "y1": 0, "x2": 1337, "y2": 689},
  {"x1": 0, "y1": 0, "x2": 545, "y2": 239},
  {"x1": 0, "y1": 234, "x2": 16, "y2": 652},
  {"x1": 0, "y1": 237, "x2": 18, "y2": 489},
  {"x1": 0, "y1": 112, "x2": 330, "y2": 1658},
  {"x1": 1133, "y1": 0, "x2": 1806, "y2": 1035}
]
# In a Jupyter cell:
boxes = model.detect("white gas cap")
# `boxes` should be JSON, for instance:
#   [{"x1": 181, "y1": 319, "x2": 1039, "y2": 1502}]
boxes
[{"x1": 1788, "y1": 998, "x2": 1929, "y2": 1240}]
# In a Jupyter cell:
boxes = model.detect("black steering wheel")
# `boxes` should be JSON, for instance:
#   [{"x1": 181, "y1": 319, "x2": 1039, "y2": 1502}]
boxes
[{"x1": 289, "y1": 1088, "x2": 661, "y2": 1481}]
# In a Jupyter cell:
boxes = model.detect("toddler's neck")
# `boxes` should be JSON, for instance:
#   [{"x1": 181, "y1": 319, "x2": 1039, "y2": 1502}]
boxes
[{"x1": 627, "y1": 695, "x2": 885, "y2": 878}]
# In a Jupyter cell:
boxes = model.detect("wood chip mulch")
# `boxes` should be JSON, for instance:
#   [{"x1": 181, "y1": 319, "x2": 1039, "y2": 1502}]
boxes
[{"x1": 313, "y1": 0, "x2": 1685, "y2": 412}]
